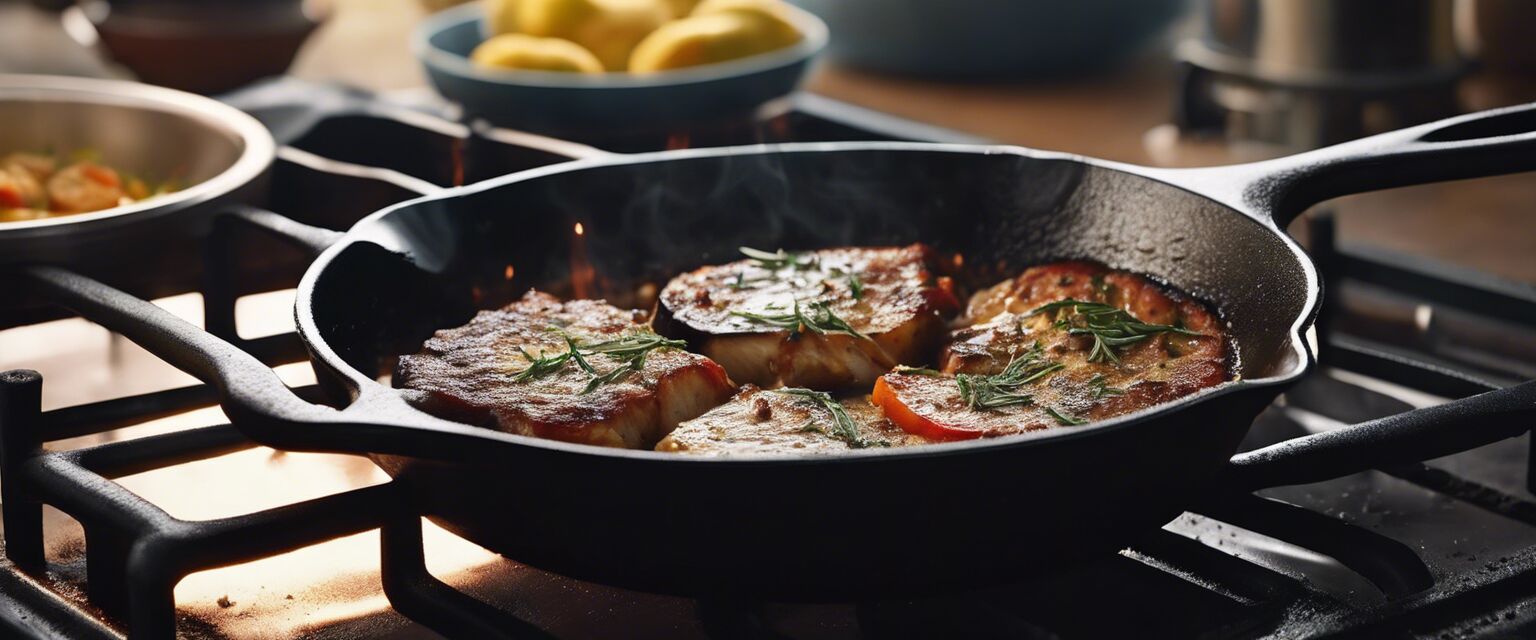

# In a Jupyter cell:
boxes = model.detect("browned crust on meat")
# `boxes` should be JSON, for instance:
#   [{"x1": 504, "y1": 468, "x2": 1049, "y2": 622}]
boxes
[
  {"x1": 657, "y1": 385, "x2": 928, "y2": 456},
  {"x1": 881, "y1": 261, "x2": 1232, "y2": 437},
  {"x1": 396, "y1": 290, "x2": 736, "y2": 449},
  {"x1": 656, "y1": 244, "x2": 959, "y2": 390}
]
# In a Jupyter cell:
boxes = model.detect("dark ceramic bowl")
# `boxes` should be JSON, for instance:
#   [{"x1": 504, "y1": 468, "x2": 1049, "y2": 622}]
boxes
[
  {"x1": 790, "y1": 0, "x2": 1188, "y2": 78},
  {"x1": 413, "y1": 2, "x2": 828, "y2": 135}
]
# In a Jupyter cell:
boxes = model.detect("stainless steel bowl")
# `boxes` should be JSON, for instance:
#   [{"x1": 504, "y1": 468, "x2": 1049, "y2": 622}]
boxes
[{"x1": 0, "y1": 74, "x2": 274, "y2": 264}]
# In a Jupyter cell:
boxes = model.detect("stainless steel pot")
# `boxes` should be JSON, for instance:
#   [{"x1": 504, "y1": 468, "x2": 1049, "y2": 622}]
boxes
[
  {"x1": 1191, "y1": 0, "x2": 1461, "y2": 86},
  {"x1": 0, "y1": 74, "x2": 274, "y2": 265}
]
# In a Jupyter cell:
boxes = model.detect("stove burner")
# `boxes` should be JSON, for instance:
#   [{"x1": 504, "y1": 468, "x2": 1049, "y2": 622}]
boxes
[{"x1": 3, "y1": 77, "x2": 1536, "y2": 639}]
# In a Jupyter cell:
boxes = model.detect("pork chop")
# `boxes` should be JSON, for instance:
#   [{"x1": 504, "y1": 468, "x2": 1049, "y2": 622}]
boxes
[{"x1": 396, "y1": 290, "x2": 736, "y2": 448}]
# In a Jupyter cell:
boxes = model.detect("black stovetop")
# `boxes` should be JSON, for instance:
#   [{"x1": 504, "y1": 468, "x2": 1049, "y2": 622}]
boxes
[{"x1": 3, "y1": 77, "x2": 1536, "y2": 639}]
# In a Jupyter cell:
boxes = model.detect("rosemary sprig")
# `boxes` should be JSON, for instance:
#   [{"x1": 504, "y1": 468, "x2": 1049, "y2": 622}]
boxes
[
  {"x1": 1026, "y1": 299, "x2": 1201, "y2": 364},
  {"x1": 580, "y1": 331, "x2": 688, "y2": 362},
  {"x1": 511, "y1": 346, "x2": 572, "y2": 383},
  {"x1": 740, "y1": 246, "x2": 818, "y2": 271},
  {"x1": 774, "y1": 388, "x2": 882, "y2": 448},
  {"x1": 734, "y1": 247, "x2": 869, "y2": 303},
  {"x1": 892, "y1": 365, "x2": 941, "y2": 376},
  {"x1": 510, "y1": 328, "x2": 687, "y2": 394},
  {"x1": 730, "y1": 299, "x2": 868, "y2": 339},
  {"x1": 1088, "y1": 373, "x2": 1126, "y2": 398},
  {"x1": 847, "y1": 272, "x2": 865, "y2": 300},
  {"x1": 954, "y1": 344, "x2": 1064, "y2": 411},
  {"x1": 1045, "y1": 407, "x2": 1088, "y2": 426}
]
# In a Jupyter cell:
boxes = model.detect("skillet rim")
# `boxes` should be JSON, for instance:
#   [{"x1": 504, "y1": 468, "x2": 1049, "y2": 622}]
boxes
[{"x1": 294, "y1": 141, "x2": 1318, "y2": 464}]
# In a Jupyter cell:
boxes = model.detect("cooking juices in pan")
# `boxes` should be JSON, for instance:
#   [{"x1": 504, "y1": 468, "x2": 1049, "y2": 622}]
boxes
[{"x1": 395, "y1": 245, "x2": 1234, "y2": 454}]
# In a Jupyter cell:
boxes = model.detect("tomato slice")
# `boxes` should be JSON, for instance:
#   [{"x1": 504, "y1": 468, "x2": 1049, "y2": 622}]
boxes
[
  {"x1": 0, "y1": 186, "x2": 23, "y2": 209},
  {"x1": 81, "y1": 164, "x2": 120, "y2": 188},
  {"x1": 871, "y1": 375, "x2": 983, "y2": 442}
]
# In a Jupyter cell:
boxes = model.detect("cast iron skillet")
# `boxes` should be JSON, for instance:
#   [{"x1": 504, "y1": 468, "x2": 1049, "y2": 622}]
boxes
[{"x1": 35, "y1": 103, "x2": 1536, "y2": 601}]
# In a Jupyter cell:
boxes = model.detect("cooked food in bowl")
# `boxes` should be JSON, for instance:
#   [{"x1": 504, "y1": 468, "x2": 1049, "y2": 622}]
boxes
[
  {"x1": 472, "y1": 0, "x2": 804, "y2": 73},
  {"x1": 396, "y1": 245, "x2": 1235, "y2": 456},
  {"x1": 413, "y1": 0, "x2": 824, "y2": 131},
  {"x1": 0, "y1": 150, "x2": 180, "y2": 222}
]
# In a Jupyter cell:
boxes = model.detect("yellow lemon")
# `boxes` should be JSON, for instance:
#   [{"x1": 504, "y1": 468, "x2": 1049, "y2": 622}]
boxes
[
  {"x1": 483, "y1": 0, "x2": 520, "y2": 35},
  {"x1": 470, "y1": 33, "x2": 606, "y2": 73},
  {"x1": 690, "y1": 0, "x2": 802, "y2": 45},
  {"x1": 660, "y1": 0, "x2": 700, "y2": 18},
  {"x1": 517, "y1": 0, "x2": 671, "y2": 71},
  {"x1": 629, "y1": 8, "x2": 801, "y2": 72}
]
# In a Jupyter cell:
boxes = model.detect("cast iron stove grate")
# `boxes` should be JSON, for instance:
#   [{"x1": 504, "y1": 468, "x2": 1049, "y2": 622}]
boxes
[{"x1": 2, "y1": 78, "x2": 1536, "y2": 639}]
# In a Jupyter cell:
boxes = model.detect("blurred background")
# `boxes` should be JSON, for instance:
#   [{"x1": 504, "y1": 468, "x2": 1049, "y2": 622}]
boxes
[{"x1": 3, "y1": 0, "x2": 1534, "y2": 281}]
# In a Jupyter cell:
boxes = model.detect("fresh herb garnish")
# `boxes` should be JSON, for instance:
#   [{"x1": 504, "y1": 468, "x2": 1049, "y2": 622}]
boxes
[
  {"x1": 1088, "y1": 373, "x2": 1126, "y2": 398},
  {"x1": 735, "y1": 247, "x2": 868, "y2": 303},
  {"x1": 740, "y1": 246, "x2": 818, "y2": 271},
  {"x1": 510, "y1": 328, "x2": 687, "y2": 394},
  {"x1": 730, "y1": 299, "x2": 868, "y2": 340},
  {"x1": 774, "y1": 388, "x2": 881, "y2": 448},
  {"x1": 954, "y1": 344, "x2": 1064, "y2": 411},
  {"x1": 511, "y1": 346, "x2": 573, "y2": 383},
  {"x1": 1026, "y1": 300, "x2": 1201, "y2": 364},
  {"x1": 1046, "y1": 407, "x2": 1088, "y2": 426},
  {"x1": 1090, "y1": 274, "x2": 1113, "y2": 300},
  {"x1": 847, "y1": 272, "x2": 865, "y2": 299},
  {"x1": 892, "y1": 365, "x2": 942, "y2": 376}
]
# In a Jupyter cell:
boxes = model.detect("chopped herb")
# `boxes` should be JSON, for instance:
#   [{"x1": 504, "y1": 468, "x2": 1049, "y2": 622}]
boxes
[
  {"x1": 847, "y1": 272, "x2": 865, "y2": 299},
  {"x1": 730, "y1": 299, "x2": 868, "y2": 340},
  {"x1": 1091, "y1": 274, "x2": 1114, "y2": 300},
  {"x1": 739, "y1": 246, "x2": 818, "y2": 271},
  {"x1": 775, "y1": 388, "x2": 876, "y2": 448},
  {"x1": 892, "y1": 365, "x2": 942, "y2": 376},
  {"x1": 509, "y1": 328, "x2": 687, "y2": 394},
  {"x1": 580, "y1": 361, "x2": 640, "y2": 394},
  {"x1": 1088, "y1": 373, "x2": 1126, "y2": 398},
  {"x1": 1046, "y1": 407, "x2": 1088, "y2": 426},
  {"x1": 511, "y1": 346, "x2": 572, "y2": 383},
  {"x1": 734, "y1": 247, "x2": 866, "y2": 304},
  {"x1": 1026, "y1": 299, "x2": 1201, "y2": 364},
  {"x1": 955, "y1": 344, "x2": 1064, "y2": 411}
]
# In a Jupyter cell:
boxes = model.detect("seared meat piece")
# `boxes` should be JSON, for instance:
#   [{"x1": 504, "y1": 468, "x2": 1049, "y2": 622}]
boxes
[
  {"x1": 657, "y1": 385, "x2": 927, "y2": 455},
  {"x1": 397, "y1": 290, "x2": 736, "y2": 449},
  {"x1": 656, "y1": 244, "x2": 959, "y2": 391},
  {"x1": 873, "y1": 262, "x2": 1231, "y2": 441}
]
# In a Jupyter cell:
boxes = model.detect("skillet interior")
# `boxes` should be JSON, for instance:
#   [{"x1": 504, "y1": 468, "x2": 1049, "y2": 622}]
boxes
[
  {"x1": 314, "y1": 146, "x2": 1308, "y2": 383},
  {"x1": 301, "y1": 145, "x2": 1310, "y2": 597}
]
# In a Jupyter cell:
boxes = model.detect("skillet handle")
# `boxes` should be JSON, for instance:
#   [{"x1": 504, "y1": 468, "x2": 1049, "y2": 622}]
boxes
[
  {"x1": 1225, "y1": 380, "x2": 1536, "y2": 492},
  {"x1": 1156, "y1": 101, "x2": 1536, "y2": 226}
]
